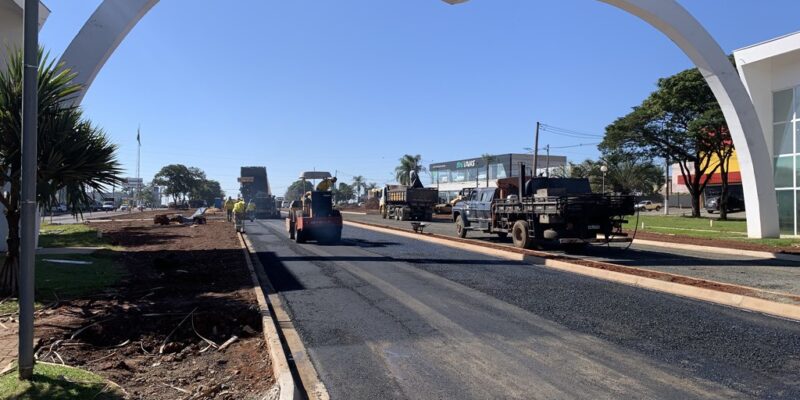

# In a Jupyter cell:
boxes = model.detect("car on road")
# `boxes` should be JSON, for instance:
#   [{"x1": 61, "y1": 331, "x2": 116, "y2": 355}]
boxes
[
  {"x1": 101, "y1": 201, "x2": 115, "y2": 211},
  {"x1": 118, "y1": 204, "x2": 129, "y2": 212},
  {"x1": 635, "y1": 200, "x2": 662, "y2": 212}
]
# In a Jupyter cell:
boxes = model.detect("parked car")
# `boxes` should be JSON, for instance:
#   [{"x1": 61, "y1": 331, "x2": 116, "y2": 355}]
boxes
[
  {"x1": 101, "y1": 201, "x2": 115, "y2": 211},
  {"x1": 118, "y1": 204, "x2": 129, "y2": 212},
  {"x1": 634, "y1": 200, "x2": 661, "y2": 212},
  {"x1": 705, "y1": 195, "x2": 745, "y2": 214}
]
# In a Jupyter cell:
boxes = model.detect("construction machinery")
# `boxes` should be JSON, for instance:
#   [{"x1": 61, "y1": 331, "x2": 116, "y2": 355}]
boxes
[
  {"x1": 240, "y1": 166, "x2": 280, "y2": 219},
  {"x1": 286, "y1": 171, "x2": 343, "y2": 244}
]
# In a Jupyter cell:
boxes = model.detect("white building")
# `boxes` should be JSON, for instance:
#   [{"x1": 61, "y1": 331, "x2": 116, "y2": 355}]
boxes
[{"x1": 735, "y1": 32, "x2": 800, "y2": 235}]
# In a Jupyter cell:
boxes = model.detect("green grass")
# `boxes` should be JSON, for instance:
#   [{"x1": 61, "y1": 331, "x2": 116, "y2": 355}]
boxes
[
  {"x1": 0, "y1": 362, "x2": 123, "y2": 399},
  {"x1": 0, "y1": 252, "x2": 124, "y2": 315},
  {"x1": 38, "y1": 224, "x2": 116, "y2": 249},
  {"x1": 625, "y1": 214, "x2": 800, "y2": 249}
]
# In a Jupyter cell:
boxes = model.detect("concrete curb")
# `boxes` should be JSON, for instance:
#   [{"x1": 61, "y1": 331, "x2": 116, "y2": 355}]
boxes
[
  {"x1": 237, "y1": 233, "x2": 300, "y2": 400},
  {"x1": 343, "y1": 221, "x2": 800, "y2": 322},
  {"x1": 633, "y1": 238, "x2": 800, "y2": 262}
]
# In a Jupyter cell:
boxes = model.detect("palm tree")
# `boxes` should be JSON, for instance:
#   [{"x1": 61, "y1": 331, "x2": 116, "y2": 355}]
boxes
[
  {"x1": 395, "y1": 154, "x2": 425, "y2": 185},
  {"x1": 352, "y1": 176, "x2": 366, "y2": 201},
  {"x1": 481, "y1": 153, "x2": 496, "y2": 187},
  {"x1": 0, "y1": 49, "x2": 123, "y2": 295}
]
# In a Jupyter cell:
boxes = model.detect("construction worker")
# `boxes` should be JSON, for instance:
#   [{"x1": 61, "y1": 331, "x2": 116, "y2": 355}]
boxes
[
  {"x1": 246, "y1": 199, "x2": 256, "y2": 222},
  {"x1": 233, "y1": 198, "x2": 247, "y2": 232},
  {"x1": 224, "y1": 196, "x2": 235, "y2": 222},
  {"x1": 315, "y1": 176, "x2": 337, "y2": 191}
]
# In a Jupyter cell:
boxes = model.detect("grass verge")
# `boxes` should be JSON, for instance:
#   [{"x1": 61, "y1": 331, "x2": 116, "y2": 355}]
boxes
[
  {"x1": 0, "y1": 252, "x2": 124, "y2": 315},
  {"x1": 0, "y1": 362, "x2": 123, "y2": 399},
  {"x1": 38, "y1": 224, "x2": 117, "y2": 249},
  {"x1": 625, "y1": 214, "x2": 800, "y2": 249}
]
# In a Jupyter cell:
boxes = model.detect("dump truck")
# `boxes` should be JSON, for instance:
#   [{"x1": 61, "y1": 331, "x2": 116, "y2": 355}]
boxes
[
  {"x1": 380, "y1": 184, "x2": 438, "y2": 221},
  {"x1": 239, "y1": 166, "x2": 280, "y2": 219},
  {"x1": 452, "y1": 170, "x2": 635, "y2": 249}
]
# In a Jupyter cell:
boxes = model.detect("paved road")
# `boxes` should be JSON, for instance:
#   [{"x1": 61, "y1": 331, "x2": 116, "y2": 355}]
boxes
[
  {"x1": 247, "y1": 219, "x2": 800, "y2": 399},
  {"x1": 341, "y1": 213, "x2": 800, "y2": 298}
]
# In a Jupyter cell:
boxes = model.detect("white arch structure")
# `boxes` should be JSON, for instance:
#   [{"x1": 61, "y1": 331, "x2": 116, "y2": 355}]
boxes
[{"x1": 58, "y1": 0, "x2": 780, "y2": 238}]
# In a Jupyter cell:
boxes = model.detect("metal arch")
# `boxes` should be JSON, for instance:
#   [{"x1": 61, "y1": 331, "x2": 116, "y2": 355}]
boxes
[{"x1": 58, "y1": 0, "x2": 780, "y2": 237}]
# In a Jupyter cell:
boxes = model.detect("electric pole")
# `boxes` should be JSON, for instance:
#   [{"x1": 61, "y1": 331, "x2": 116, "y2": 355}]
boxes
[{"x1": 532, "y1": 121, "x2": 540, "y2": 178}]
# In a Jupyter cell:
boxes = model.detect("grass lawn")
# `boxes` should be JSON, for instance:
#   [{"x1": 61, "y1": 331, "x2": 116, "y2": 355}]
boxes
[
  {"x1": 0, "y1": 252, "x2": 124, "y2": 315},
  {"x1": 0, "y1": 362, "x2": 123, "y2": 399},
  {"x1": 38, "y1": 224, "x2": 117, "y2": 249},
  {"x1": 625, "y1": 214, "x2": 800, "y2": 249}
]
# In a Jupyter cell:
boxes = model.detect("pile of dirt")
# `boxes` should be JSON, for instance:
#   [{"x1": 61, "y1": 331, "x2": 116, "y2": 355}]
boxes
[{"x1": 34, "y1": 219, "x2": 274, "y2": 399}]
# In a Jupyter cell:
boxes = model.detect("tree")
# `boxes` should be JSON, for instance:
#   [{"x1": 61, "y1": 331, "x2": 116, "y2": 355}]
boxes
[
  {"x1": 395, "y1": 154, "x2": 425, "y2": 185},
  {"x1": 333, "y1": 182, "x2": 354, "y2": 203},
  {"x1": 695, "y1": 108, "x2": 735, "y2": 219},
  {"x1": 284, "y1": 180, "x2": 313, "y2": 201},
  {"x1": 191, "y1": 179, "x2": 224, "y2": 206},
  {"x1": 600, "y1": 66, "x2": 730, "y2": 217},
  {"x1": 0, "y1": 49, "x2": 123, "y2": 294},
  {"x1": 481, "y1": 153, "x2": 495, "y2": 187},
  {"x1": 569, "y1": 155, "x2": 663, "y2": 195},
  {"x1": 140, "y1": 183, "x2": 158, "y2": 207},
  {"x1": 152, "y1": 164, "x2": 197, "y2": 204},
  {"x1": 351, "y1": 176, "x2": 366, "y2": 201}
]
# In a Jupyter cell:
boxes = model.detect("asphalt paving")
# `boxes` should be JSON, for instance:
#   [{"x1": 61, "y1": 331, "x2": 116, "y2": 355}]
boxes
[
  {"x1": 341, "y1": 212, "x2": 800, "y2": 297},
  {"x1": 246, "y1": 218, "x2": 800, "y2": 399}
]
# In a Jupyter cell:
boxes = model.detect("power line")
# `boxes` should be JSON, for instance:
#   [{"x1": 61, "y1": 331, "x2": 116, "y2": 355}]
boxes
[{"x1": 540, "y1": 123, "x2": 604, "y2": 139}]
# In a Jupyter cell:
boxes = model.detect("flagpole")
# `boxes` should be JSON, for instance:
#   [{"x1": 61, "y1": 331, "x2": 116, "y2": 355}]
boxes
[{"x1": 136, "y1": 125, "x2": 141, "y2": 209}]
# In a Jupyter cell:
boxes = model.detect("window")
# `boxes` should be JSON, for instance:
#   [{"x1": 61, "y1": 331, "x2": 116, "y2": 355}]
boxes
[
  {"x1": 777, "y1": 190, "x2": 795, "y2": 235},
  {"x1": 775, "y1": 157, "x2": 795, "y2": 188},
  {"x1": 774, "y1": 123, "x2": 793, "y2": 155},
  {"x1": 774, "y1": 89, "x2": 793, "y2": 123}
]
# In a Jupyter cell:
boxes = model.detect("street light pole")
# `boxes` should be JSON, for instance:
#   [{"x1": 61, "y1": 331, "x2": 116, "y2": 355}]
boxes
[
  {"x1": 600, "y1": 165, "x2": 608, "y2": 193},
  {"x1": 19, "y1": 0, "x2": 39, "y2": 380}
]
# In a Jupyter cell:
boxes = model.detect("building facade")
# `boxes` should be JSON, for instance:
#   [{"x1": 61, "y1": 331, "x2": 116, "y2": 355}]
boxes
[
  {"x1": 429, "y1": 153, "x2": 567, "y2": 201},
  {"x1": 735, "y1": 32, "x2": 800, "y2": 235}
]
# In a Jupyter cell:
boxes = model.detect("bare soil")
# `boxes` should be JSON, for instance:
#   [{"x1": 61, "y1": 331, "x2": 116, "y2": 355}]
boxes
[
  {"x1": 632, "y1": 230, "x2": 800, "y2": 255},
  {"x1": 34, "y1": 218, "x2": 274, "y2": 399}
]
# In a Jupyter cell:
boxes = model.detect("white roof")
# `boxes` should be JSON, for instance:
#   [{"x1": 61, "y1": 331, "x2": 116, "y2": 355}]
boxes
[
  {"x1": 299, "y1": 171, "x2": 332, "y2": 180},
  {"x1": 734, "y1": 31, "x2": 800, "y2": 65}
]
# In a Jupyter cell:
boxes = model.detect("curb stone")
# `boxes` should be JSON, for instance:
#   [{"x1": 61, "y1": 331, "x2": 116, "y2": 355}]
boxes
[
  {"x1": 632, "y1": 238, "x2": 800, "y2": 262},
  {"x1": 237, "y1": 233, "x2": 300, "y2": 400}
]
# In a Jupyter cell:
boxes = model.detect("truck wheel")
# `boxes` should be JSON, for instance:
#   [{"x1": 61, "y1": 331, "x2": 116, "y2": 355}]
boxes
[
  {"x1": 398, "y1": 208, "x2": 406, "y2": 221},
  {"x1": 455, "y1": 216, "x2": 467, "y2": 238},
  {"x1": 289, "y1": 223, "x2": 296, "y2": 239},
  {"x1": 512, "y1": 220, "x2": 532, "y2": 249}
]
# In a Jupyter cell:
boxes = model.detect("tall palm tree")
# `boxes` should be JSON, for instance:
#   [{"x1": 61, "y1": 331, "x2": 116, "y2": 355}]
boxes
[
  {"x1": 481, "y1": 153, "x2": 496, "y2": 187},
  {"x1": 0, "y1": 49, "x2": 122, "y2": 295},
  {"x1": 352, "y1": 176, "x2": 366, "y2": 201},
  {"x1": 395, "y1": 154, "x2": 425, "y2": 185}
]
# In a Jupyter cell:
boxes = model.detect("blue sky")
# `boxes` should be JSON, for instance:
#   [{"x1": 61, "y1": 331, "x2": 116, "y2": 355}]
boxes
[{"x1": 38, "y1": 0, "x2": 799, "y2": 197}]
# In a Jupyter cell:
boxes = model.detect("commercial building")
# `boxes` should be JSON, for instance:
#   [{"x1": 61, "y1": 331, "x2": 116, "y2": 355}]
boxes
[
  {"x1": 735, "y1": 32, "x2": 800, "y2": 235},
  {"x1": 429, "y1": 153, "x2": 567, "y2": 201}
]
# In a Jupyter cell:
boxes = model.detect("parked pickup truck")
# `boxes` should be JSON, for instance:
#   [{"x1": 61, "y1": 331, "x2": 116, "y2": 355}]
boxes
[
  {"x1": 634, "y1": 200, "x2": 662, "y2": 212},
  {"x1": 452, "y1": 177, "x2": 635, "y2": 249}
]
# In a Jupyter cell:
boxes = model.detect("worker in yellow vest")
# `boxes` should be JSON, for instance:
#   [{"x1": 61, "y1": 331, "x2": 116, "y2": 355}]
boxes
[
  {"x1": 246, "y1": 200, "x2": 256, "y2": 222},
  {"x1": 233, "y1": 198, "x2": 247, "y2": 233},
  {"x1": 224, "y1": 197, "x2": 235, "y2": 222}
]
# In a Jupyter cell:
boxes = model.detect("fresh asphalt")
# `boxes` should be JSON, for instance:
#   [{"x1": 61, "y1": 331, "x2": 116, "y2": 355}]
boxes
[
  {"x1": 246, "y1": 218, "x2": 800, "y2": 399},
  {"x1": 341, "y1": 213, "x2": 800, "y2": 297}
]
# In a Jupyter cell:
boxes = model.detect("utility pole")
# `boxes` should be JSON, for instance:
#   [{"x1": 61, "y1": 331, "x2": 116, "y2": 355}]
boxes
[
  {"x1": 544, "y1": 144, "x2": 550, "y2": 178},
  {"x1": 664, "y1": 159, "x2": 670, "y2": 215},
  {"x1": 136, "y1": 125, "x2": 141, "y2": 209},
  {"x1": 19, "y1": 0, "x2": 39, "y2": 380},
  {"x1": 532, "y1": 121, "x2": 540, "y2": 178}
]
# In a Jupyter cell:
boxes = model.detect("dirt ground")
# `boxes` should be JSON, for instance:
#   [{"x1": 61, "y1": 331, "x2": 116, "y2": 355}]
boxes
[
  {"x1": 632, "y1": 230, "x2": 800, "y2": 254},
  {"x1": 34, "y1": 214, "x2": 274, "y2": 399}
]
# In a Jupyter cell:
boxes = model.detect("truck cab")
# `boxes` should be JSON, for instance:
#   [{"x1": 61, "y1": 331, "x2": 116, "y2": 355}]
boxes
[{"x1": 452, "y1": 187, "x2": 506, "y2": 238}]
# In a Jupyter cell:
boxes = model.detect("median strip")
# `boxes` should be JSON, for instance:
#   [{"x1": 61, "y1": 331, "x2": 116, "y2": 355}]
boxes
[{"x1": 343, "y1": 220, "x2": 800, "y2": 322}]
